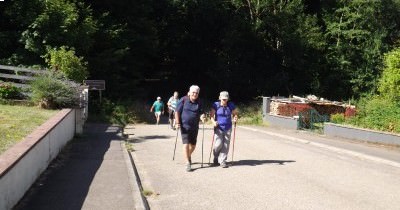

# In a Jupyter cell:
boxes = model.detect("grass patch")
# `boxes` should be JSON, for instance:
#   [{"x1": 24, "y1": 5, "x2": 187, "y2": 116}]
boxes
[
  {"x1": 125, "y1": 140, "x2": 135, "y2": 152},
  {"x1": 0, "y1": 104, "x2": 58, "y2": 154},
  {"x1": 142, "y1": 189, "x2": 154, "y2": 197}
]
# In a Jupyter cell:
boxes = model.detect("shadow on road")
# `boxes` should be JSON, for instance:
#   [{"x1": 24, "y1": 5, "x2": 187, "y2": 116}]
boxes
[
  {"x1": 13, "y1": 124, "x2": 122, "y2": 210},
  {"x1": 189, "y1": 159, "x2": 296, "y2": 171},
  {"x1": 128, "y1": 135, "x2": 174, "y2": 143},
  {"x1": 231, "y1": 159, "x2": 296, "y2": 166}
]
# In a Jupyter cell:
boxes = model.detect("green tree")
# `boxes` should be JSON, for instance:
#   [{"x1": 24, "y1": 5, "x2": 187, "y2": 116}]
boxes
[
  {"x1": 322, "y1": 0, "x2": 400, "y2": 99},
  {"x1": 85, "y1": 0, "x2": 159, "y2": 99},
  {"x1": 239, "y1": 0, "x2": 325, "y2": 96},
  {"x1": 0, "y1": 0, "x2": 43, "y2": 65},
  {"x1": 378, "y1": 47, "x2": 400, "y2": 101},
  {"x1": 21, "y1": 0, "x2": 97, "y2": 57},
  {"x1": 45, "y1": 46, "x2": 88, "y2": 83}
]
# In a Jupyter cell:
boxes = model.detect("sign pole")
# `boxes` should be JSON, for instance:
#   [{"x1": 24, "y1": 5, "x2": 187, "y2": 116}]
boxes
[{"x1": 99, "y1": 90, "x2": 102, "y2": 103}]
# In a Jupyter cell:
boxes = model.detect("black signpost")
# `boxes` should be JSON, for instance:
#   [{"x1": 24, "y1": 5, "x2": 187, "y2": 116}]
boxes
[{"x1": 84, "y1": 80, "x2": 105, "y2": 103}]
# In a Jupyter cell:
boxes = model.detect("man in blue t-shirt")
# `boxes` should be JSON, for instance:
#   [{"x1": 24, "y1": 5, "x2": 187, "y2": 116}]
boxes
[
  {"x1": 210, "y1": 91, "x2": 238, "y2": 168},
  {"x1": 175, "y1": 85, "x2": 205, "y2": 172}
]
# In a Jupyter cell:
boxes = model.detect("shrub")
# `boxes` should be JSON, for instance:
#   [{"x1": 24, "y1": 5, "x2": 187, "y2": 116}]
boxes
[
  {"x1": 30, "y1": 74, "x2": 79, "y2": 109},
  {"x1": 236, "y1": 101, "x2": 263, "y2": 125},
  {"x1": 330, "y1": 113, "x2": 345, "y2": 124},
  {"x1": 348, "y1": 97, "x2": 400, "y2": 133},
  {"x1": 88, "y1": 99, "x2": 135, "y2": 126},
  {"x1": 111, "y1": 105, "x2": 130, "y2": 126},
  {"x1": 45, "y1": 46, "x2": 88, "y2": 83},
  {"x1": 378, "y1": 47, "x2": 400, "y2": 101},
  {"x1": 0, "y1": 82, "x2": 23, "y2": 99}
]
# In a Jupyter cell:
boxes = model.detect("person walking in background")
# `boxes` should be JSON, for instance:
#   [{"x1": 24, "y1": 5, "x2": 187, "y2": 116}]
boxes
[
  {"x1": 150, "y1": 96, "x2": 164, "y2": 125},
  {"x1": 175, "y1": 85, "x2": 205, "y2": 172},
  {"x1": 210, "y1": 91, "x2": 238, "y2": 168},
  {"x1": 167, "y1": 91, "x2": 179, "y2": 130}
]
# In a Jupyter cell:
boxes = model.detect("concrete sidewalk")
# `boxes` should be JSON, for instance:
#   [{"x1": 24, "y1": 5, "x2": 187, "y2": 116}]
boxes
[{"x1": 13, "y1": 124, "x2": 144, "y2": 210}]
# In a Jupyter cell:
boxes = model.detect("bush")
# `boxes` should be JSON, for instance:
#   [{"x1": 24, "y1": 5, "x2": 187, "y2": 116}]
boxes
[
  {"x1": 45, "y1": 46, "x2": 89, "y2": 83},
  {"x1": 88, "y1": 99, "x2": 136, "y2": 126},
  {"x1": 0, "y1": 82, "x2": 23, "y2": 99},
  {"x1": 330, "y1": 113, "x2": 345, "y2": 124},
  {"x1": 347, "y1": 97, "x2": 400, "y2": 133},
  {"x1": 30, "y1": 74, "x2": 79, "y2": 109},
  {"x1": 378, "y1": 47, "x2": 400, "y2": 101},
  {"x1": 236, "y1": 101, "x2": 263, "y2": 125}
]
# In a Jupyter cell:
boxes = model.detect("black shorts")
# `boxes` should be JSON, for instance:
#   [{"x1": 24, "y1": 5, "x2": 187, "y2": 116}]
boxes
[
  {"x1": 181, "y1": 128, "x2": 198, "y2": 145},
  {"x1": 169, "y1": 109, "x2": 175, "y2": 120}
]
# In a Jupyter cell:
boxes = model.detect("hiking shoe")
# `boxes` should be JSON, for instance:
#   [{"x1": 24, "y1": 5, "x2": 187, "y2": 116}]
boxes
[
  {"x1": 212, "y1": 158, "x2": 219, "y2": 167},
  {"x1": 211, "y1": 162, "x2": 220, "y2": 167},
  {"x1": 220, "y1": 162, "x2": 228, "y2": 168},
  {"x1": 186, "y1": 163, "x2": 192, "y2": 172}
]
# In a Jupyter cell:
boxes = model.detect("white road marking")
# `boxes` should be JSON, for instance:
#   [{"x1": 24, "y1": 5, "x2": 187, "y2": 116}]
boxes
[{"x1": 240, "y1": 126, "x2": 400, "y2": 169}]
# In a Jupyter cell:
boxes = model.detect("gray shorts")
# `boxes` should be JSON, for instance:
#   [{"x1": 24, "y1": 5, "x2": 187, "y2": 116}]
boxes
[{"x1": 181, "y1": 128, "x2": 198, "y2": 145}]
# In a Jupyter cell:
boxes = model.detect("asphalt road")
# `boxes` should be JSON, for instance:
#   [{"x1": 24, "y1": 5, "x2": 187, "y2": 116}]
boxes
[{"x1": 128, "y1": 123, "x2": 400, "y2": 210}]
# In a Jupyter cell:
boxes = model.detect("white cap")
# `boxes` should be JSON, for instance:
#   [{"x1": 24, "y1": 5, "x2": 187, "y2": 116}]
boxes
[
  {"x1": 157, "y1": 96, "x2": 161, "y2": 100},
  {"x1": 219, "y1": 91, "x2": 229, "y2": 100}
]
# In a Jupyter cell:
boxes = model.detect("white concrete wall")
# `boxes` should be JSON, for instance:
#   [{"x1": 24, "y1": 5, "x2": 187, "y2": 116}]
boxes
[
  {"x1": 0, "y1": 109, "x2": 77, "y2": 210},
  {"x1": 324, "y1": 123, "x2": 400, "y2": 146},
  {"x1": 265, "y1": 114, "x2": 299, "y2": 130}
]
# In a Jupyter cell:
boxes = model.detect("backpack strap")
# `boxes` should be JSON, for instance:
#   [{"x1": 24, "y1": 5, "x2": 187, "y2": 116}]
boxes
[
  {"x1": 180, "y1": 96, "x2": 202, "y2": 114},
  {"x1": 214, "y1": 102, "x2": 232, "y2": 121},
  {"x1": 178, "y1": 96, "x2": 188, "y2": 115}
]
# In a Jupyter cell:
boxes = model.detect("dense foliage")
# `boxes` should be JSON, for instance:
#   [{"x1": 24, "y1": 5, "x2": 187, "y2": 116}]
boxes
[
  {"x1": 1, "y1": 0, "x2": 400, "y2": 102},
  {"x1": 45, "y1": 46, "x2": 89, "y2": 83},
  {"x1": 379, "y1": 47, "x2": 400, "y2": 101},
  {"x1": 331, "y1": 97, "x2": 400, "y2": 133}
]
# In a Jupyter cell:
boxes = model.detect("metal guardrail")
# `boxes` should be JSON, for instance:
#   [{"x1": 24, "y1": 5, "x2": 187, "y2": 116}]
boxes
[{"x1": 298, "y1": 109, "x2": 329, "y2": 131}]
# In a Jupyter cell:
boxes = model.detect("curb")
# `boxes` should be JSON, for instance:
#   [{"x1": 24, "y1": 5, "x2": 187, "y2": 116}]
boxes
[
  {"x1": 121, "y1": 141, "x2": 150, "y2": 210},
  {"x1": 240, "y1": 126, "x2": 400, "y2": 169}
]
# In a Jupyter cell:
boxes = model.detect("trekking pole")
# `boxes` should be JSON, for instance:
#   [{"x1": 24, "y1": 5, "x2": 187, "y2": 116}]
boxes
[
  {"x1": 231, "y1": 122, "x2": 237, "y2": 165},
  {"x1": 201, "y1": 122, "x2": 204, "y2": 168},
  {"x1": 172, "y1": 127, "x2": 179, "y2": 161},
  {"x1": 208, "y1": 128, "x2": 215, "y2": 165}
]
